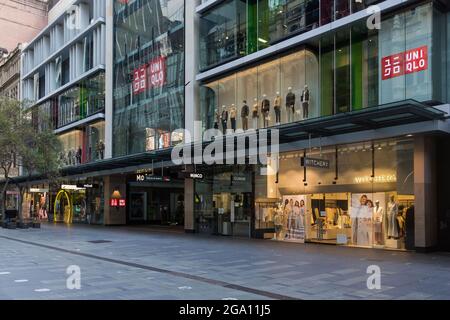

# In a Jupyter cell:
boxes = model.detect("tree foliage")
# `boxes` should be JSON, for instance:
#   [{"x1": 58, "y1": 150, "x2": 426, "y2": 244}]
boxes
[{"x1": 0, "y1": 97, "x2": 62, "y2": 220}]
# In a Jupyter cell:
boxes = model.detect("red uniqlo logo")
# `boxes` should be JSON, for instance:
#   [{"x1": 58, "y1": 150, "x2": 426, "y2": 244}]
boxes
[
  {"x1": 382, "y1": 46, "x2": 428, "y2": 80},
  {"x1": 149, "y1": 56, "x2": 166, "y2": 88},
  {"x1": 110, "y1": 199, "x2": 118, "y2": 207},
  {"x1": 119, "y1": 199, "x2": 126, "y2": 207},
  {"x1": 133, "y1": 65, "x2": 147, "y2": 94}
]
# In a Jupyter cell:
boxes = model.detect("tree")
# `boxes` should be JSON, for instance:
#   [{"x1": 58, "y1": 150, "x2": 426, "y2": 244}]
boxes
[
  {"x1": 0, "y1": 97, "x2": 62, "y2": 222},
  {"x1": 0, "y1": 98, "x2": 22, "y2": 219}
]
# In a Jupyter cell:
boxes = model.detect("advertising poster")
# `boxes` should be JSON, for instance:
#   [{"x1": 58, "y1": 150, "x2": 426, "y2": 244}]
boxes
[
  {"x1": 350, "y1": 193, "x2": 386, "y2": 247},
  {"x1": 280, "y1": 195, "x2": 308, "y2": 243}
]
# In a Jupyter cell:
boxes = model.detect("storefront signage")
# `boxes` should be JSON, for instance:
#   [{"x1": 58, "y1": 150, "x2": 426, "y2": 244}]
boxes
[
  {"x1": 381, "y1": 46, "x2": 428, "y2": 80},
  {"x1": 61, "y1": 184, "x2": 85, "y2": 191},
  {"x1": 133, "y1": 64, "x2": 148, "y2": 95},
  {"x1": 29, "y1": 188, "x2": 49, "y2": 193},
  {"x1": 301, "y1": 157, "x2": 330, "y2": 169},
  {"x1": 354, "y1": 175, "x2": 397, "y2": 184},
  {"x1": 178, "y1": 172, "x2": 204, "y2": 179},
  {"x1": 135, "y1": 174, "x2": 171, "y2": 182},
  {"x1": 76, "y1": 183, "x2": 98, "y2": 189},
  {"x1": 110, "y1": 198, "x2": 126, "y2": 207},
  {"x1": 149, "y1": 56, "x2": 166, "y2": 88}
]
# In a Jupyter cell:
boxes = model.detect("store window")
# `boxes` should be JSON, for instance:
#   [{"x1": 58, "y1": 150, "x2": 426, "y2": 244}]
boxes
[
  {"x1": 113, "y1": 0, "x2": 185, "y2": 157},
  {"x1": 58, "y1": 130, "x2": 83, "y2": 166},
  {"x1": 256, "y1": 138, "x2": 415, "y2": 249},
  {"x1": 57, "y1": 72, "x2": 105, "y2": 128},
  {"x1": 199, "y1": 2, "x2": 445, "y2": 134},
  {"x1": 199, "y1": 0, "x2": 247, "y2": 70},
  {"x1": 199, "y1": 47, "x2": 319, "y2": 133},
  {"x1": 85, "y1": 121, "x2": 105, "y2": 162}
]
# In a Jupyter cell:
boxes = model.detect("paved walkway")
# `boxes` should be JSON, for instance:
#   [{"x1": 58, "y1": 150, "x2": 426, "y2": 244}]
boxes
[{"x1": 1, "y1": 223, "x2": 450, "y2": 300}]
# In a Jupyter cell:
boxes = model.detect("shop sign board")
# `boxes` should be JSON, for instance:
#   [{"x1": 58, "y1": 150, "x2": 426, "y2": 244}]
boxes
[
  {"x1": 133, "y1": 64, "x2": 147, "y2": 95},
  {"x1": 149, "y1": 56, "x2": 166, "y2": 88},
  {"x1": 135, "y1": 174, "x2": 171, "y2": 182},
  {"x1": 178, "y1": 172, "x2": 204, "y2": 179},
  {"x1": 381, "y1": 46, "x2": 428, "y2": 80},
  {"x1": 300, "y1": 157, "x2": 330, "y2": 169},
  {"x1": 110, "y1": 198, "x2": 126, "y2": 207}
]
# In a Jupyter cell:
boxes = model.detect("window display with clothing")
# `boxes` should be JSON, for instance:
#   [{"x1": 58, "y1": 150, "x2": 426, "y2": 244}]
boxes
[
  {"x1": 230, "y1": 104, "x2": 237, "y2": 131},
  {"x1": 301, "y1": 85, "x2": 310, "y2": 119},
  {"x1": 241, "y1": 100, "x2": 249, "y2": 130},
  {"x1": 261, "y1": 95, "x2": 270, "y2": 128},
  {"x1": 252, "y1": 99, "x2": 259, "y2": 129},
  {"x1": 285, "y1": 87, "x2": 295, "y2": 123},
  {"x1": 274, "y1": 93, "x2": 282, "y2": 124}
]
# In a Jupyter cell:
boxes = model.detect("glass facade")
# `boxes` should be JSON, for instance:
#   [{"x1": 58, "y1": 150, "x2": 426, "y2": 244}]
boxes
[
  {"x1": 113, "y1": 0, "x2": 185, "y2": 157},
  {"x1": 199, "y1": 2, "x2": 446, "y2": 133},
  {"x1": 194, "y1": 138, "x2": 415, "y2": 250},
  {"x1": 58, "y1": 72, "x2": 105, "y2": 128},
  {"x1": 199, "y1": 0, "x2": 380, "y2": 71},
  {"x1": 257, "y1": 138, "x2": 415, "y2": 250}
]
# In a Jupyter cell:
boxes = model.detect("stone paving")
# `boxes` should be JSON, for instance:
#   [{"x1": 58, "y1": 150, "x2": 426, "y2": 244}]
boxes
[{"x1": 1, "y1": 223, "x2": 450, "y2": 300}]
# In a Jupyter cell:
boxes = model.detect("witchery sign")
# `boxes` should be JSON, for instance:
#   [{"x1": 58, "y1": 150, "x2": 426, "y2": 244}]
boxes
[{"x1": 301, "y1": 157, "x2": 330, "y2": 169}]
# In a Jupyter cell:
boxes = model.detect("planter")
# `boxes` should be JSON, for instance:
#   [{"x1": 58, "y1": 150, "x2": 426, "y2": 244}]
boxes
[
  {"x1": 16, "y1": 222, "x2": 29, "y2": 229},
  {"x1": 6, "y1": 222, "x2": 17, "y2": 229}
]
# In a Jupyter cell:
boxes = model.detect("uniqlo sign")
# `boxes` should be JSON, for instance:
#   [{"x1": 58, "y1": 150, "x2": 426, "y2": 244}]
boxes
[
  {"x1": 149, "y1": 56, "x2": 166, "y2": 88},
  {"x1": 133, "y1": 65, "x2": 147, "y2": 94},
  {"x1": 382, "y1": 46, "x2": 428, "y2": 80}
]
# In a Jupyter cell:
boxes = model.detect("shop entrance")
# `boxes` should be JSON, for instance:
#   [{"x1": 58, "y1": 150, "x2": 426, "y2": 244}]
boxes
[
  {"x1": 195, "y1": 166, "x2": 253, "y2": 237},
  {"x1": 128, "y1": 185, "x2": 184, "y2": 226}
]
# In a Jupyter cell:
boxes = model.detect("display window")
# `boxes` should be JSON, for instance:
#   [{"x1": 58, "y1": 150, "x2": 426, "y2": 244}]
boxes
[
  {"x1": 254, "y1": 138, "x2": 415, "y2": 250},
  {"x1": 199, "y1": 2, "x2": 446, "y2": 135},
  {"x1": 200, "y1": 47, "x2": 319, "y2": 134}
]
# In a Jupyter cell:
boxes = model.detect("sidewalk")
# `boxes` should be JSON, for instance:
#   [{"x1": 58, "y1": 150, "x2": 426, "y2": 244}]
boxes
[{"x1": 1, "y1": 223, "x2": 450, "y2": 299}]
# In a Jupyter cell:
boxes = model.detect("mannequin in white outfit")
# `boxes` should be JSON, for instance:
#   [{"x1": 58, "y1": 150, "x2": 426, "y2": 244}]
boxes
[{"x1": 373, "y1": 200, "x2": 384, "y2": 245}]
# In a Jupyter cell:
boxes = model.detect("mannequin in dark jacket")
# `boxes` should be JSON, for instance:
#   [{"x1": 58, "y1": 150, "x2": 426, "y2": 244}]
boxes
[
  {"x1": 286, "y1": 87, "x2": 295, "y2": 123},
  {"x1": 261, "y1": 94, "x2": 270, "y2": 128}
]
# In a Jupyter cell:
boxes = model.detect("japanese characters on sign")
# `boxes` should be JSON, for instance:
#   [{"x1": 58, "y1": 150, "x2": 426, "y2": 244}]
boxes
[
  {"x1": 132, "y1": 56, "x2": 167, "y2": 95},
  {"x1": 382, "y1": 46, "x2": 428, "y2": 80},
  {"x1": 133, "y1": 65, "x2": 147, "y2": 94}
]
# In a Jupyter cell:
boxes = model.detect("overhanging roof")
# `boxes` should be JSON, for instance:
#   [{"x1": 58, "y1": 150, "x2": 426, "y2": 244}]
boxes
[
  {"x1": 7, "y1": 100, "x2": 446, "y2": 184},
  {"x1": 278, "y1": 100, "x2": 446, "y2": 142}
]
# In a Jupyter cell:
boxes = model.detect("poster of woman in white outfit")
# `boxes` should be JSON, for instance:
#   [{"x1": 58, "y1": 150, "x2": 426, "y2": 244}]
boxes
[
  {"x1": 282, "y1": 195, "x2": 307, "y2": 243},
  {"x1": 351, "y1": 193, "x2": 386, "y2": 247}
]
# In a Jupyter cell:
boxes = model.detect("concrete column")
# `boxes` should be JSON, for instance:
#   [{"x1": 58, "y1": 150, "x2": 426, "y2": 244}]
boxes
[
  {"x1": 184, "y1": 0, "x2": 201, "y2": 142},
  {"x1": 103, "y1": 174, "x2": 127, "y2": 226},
  {"x1": 104, "y1": 0, "x2": 114, "y2": 159},
  {"x1": 414, "y1": 135, "x2": 438, "y2": 251},
  {"x1": 184, "y1": 177, "x2": 195, "y2": 233},
  {"x1": 183, "y1": 0, "x2": 201, "y2": 233}
]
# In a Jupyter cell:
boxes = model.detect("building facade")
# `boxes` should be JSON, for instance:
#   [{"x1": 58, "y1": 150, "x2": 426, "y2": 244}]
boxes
[{"x1": 13, "y1": 0, "x2": 450, "y2": 252}]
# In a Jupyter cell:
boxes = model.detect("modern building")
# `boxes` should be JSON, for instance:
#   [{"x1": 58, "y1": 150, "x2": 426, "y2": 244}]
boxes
[{"x1": 11, "y1": 0, "x2": 450, "y2": 252}]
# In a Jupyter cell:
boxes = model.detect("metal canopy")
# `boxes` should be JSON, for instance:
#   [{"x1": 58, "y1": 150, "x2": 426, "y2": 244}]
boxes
[
  {"x1": 278, "y1": 100, "x2": 446, "y2": 142},
  {"x1": 9, "y1": 100, "x2": 446, "y2": 184}
]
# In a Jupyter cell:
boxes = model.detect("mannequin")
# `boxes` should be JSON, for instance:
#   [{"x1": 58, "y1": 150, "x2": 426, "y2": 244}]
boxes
[
  {"x1": 274, "y1": 92, "x2": 281, "y2": 125},
  {"x1": 387, "y1": 195, "x2": 399, "y2": 239},
  {"x1": 76, "y1": 146, "x2": 82, "y2": 164},
  {"x1": 373, "y1": 200, "x2": 384, "y2": 245},
  {"x1": 252, "y1": 98, "x2": 259, "y2": 129},
  {"x1": 301, "y1": 85, "x2": 310, "y2": 119},
  {"x1": 286, "y1": 87, "x2": 295, "y2": 123},
  {"x1": 220, "y1": 105, "x2": 228, "y2": 133},
  {"x1": 241, "y1": 100, "x2": 249, "y2": 131},
  {"x1": 230, "y1": 104, "x2": 237, "y2": 132},
  {"x1": 214, "y1": 108, "x2": 220, "y2": 129},
  {"x1": 261, "y1": 94, "x2": 270, "y2": 128}
]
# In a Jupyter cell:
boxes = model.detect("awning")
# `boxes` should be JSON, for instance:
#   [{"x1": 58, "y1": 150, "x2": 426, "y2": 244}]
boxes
[
  {"x1": 9, "y1": 100, "x2": 446, "y2": 184},
  {"x1": 278, "y1": 100, "x2": 446, "y2": 142}
]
